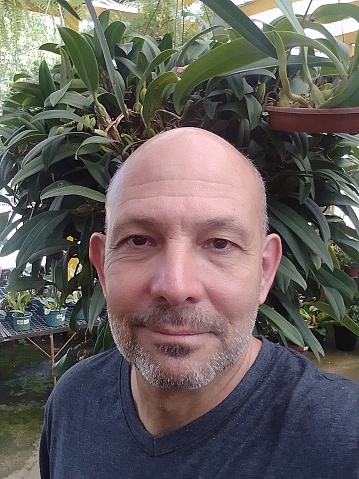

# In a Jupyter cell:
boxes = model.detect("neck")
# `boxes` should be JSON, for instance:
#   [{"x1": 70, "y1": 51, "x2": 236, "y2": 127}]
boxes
[{"x1": 130, "y1": 336, "x2": 262, "y2": 436}]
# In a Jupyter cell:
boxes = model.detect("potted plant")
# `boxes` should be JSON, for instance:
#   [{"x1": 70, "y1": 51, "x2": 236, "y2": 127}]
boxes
[
  {"x1": 300, "y1": 304, "x2": 334, "y2": 346},
  {"x1": 333, "y1": 246, "x2": 359, "y2": 278},
  {"x1": 203, "y1": 0, "x2": 359, "y2": 133},
  {"x1": 5, "y1": 290, "x2": 32, "y2": 332},
  {"x1": 333, "y1": 295, "x2": 359, "y2": 351},
  {"x1": 38, "y1": 287, "x2": 67, "y2": 327}
]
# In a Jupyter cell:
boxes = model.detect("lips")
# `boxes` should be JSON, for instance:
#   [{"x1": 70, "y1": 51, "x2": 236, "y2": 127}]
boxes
[{"x1": 147, "y1": 327, "x2": 207, "y2": 336}]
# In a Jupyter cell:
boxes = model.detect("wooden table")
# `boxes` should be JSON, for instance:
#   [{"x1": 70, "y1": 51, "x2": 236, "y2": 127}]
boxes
[{"x1": 0, "y1": 311, "x2": 88, "y2": 385}]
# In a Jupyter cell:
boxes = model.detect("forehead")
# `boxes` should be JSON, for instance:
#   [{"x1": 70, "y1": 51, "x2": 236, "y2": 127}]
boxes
[{"x1": 106, "y1": 131, "x2": 263, "y2": 233}]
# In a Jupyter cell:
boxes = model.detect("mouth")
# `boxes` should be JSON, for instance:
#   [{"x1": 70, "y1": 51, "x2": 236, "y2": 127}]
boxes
[{"x1": 140, "y1": 326, "x2": 213, "y2": 348}]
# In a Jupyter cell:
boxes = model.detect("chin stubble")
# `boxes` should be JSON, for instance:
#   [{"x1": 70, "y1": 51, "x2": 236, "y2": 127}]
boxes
[{"x1": 108, "y1": 305, "x2": 257, "y2": 389}]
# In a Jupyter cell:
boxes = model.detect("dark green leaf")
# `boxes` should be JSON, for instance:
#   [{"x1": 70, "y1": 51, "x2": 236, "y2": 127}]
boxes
[
  {"x1": 277, "y1": 256, "x2": 307, "y2": 289},
  {"x1": 269, "y1": 202, "x2": 333, "y2": 268},
  {"x1": 40, "y1": 184, "x2": 106, "y2": 203},
  {"x1": 0, "y1": 211, "x2": 68, "y2": 257},
  {"x1": 88, "y1": 280, "x2": 106, "y2": 333},
  {"x1": 142, "y1": 72, "x2": 178, "y2": 127},
  {"x1": 173, "y1": 38, "x2": 271, "y2": 112},
  {"x1": 59, "y1": 27, "x2": 99, "y2": 96},
  {"x1": 16, "y1": 212, "x2": 69, "y2": 268},
  {"x1": 202, "y1": 0, "x2": 276, "y2": 57},
  {"x1": 38, "y1": 60, "x2": 56, "y2": 102},
  {"x1": 259, "y1": 304, "x2": 304, "y2": 346}
]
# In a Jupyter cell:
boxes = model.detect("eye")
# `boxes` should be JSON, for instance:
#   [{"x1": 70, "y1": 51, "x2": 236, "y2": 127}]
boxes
[
  {"x1": 128, "y1": 236, "x2": 150, "y2": 246},
  {"x1": 204, "y1": 238, "x2": 234, "y2": 251},
  {"x1": 212, "y1": 238, "x2": 230, "y2": 249}
]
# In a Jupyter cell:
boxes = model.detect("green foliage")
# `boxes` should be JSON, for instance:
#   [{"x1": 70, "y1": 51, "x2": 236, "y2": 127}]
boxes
[
  {"x1": 4, "y1": 290, "x2": 32, "y2": 315},
  {"x1": 0, "y1": 2, "x2": 359, "y2": 362},
  {"x1": 202, "y1": 0, "x2": 359, "y2": 108},
  {"x1": 0, "y1": 8, "x2": 59, "y2": 106}
]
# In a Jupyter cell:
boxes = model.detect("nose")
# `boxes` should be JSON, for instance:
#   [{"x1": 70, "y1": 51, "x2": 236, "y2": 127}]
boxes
[{"x1": 149, "y1": 242, "x2": 203, "y2": 306}]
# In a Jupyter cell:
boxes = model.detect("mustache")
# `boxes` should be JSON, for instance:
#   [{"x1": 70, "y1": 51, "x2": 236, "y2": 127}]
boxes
[{"x1": 122, "y1": 305, "x2": 225, "y2": 335}]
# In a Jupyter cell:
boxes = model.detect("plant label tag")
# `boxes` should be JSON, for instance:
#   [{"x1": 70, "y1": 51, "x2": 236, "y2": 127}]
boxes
[{"x1": 18, "y1": 319, "x2": 30, "y2": 325}]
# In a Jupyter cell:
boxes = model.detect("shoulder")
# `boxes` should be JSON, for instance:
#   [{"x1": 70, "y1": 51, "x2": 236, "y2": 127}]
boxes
[
  {"x1": 48, "y1": 348, "x2": 123, "y2": 404},
  {"x1": 262, "y1": 338, "x2": 359, "y2": 413}
]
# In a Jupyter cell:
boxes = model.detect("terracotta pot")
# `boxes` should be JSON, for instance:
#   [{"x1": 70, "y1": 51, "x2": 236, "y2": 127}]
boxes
[
  {"x1": 265, "y1": 106, "x2": 359, "y2": 133},
  {"x1": 346, "y1": 268, "x2": 359, "y2": 278},
  {"x1": 288, "y1": 343, "x2": 309, "y2": 355}
]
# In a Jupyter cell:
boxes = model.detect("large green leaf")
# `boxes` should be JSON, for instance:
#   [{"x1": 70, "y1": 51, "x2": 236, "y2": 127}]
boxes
[
  {"x1": 136, "y1": 49, "x2": 177, "y2": 98},
  {"x1": 310, "y1": 3, "x2": 359, "y2": 25},
  {"x1": 273, "y1": 291, "x2": 324, "y2": 359},
  {"x1": 81, "y1": 159, "x2": 111, "y2": 190},
  {"x1": 84, "y1": 0, "x2": 127, "y2": 119},
  {"x1": 58, "y1": 27, "x2": 99, "y2": 97},
  {"x1": 284, "y1": 194, "x2": 330, "y2": 244},
  {"x1": 201, "y1": 0, "x2": 276, "y2": 57},
  {"x1": 142, "y1": 72, "x2": 179, "y2": 128},
  {"x1": 315, "y1": 266, "x2": 357, "y2": 302},
  {"x1": 104, "y1": 21, "x2": 127, "y2": 57},
  {"x1": 88, "y1": 280, "x2": 106, "y2": 333},
  {"x1": 4, "y1": 130, "x2": 47, "y2": 150},
  {"x1": 277, "y1": 256, "x2": 307, "y2": 290},
  {"x1": 38, "y1": 60, "x2": 56, "y2": 101},
  {"x1": 6, "y1": 275, "x2": 51, "y2": 292},
  {"x1": 269, "y1": 202, "x2": 333, "y2": 269},
  {"x1": 15, "y1": 212, "x2": 69, "y2": 268},
  {"x1": 321, "y1": 285, "x2": 345, "y2": 321},
  {"x1": 32, "y1": 110, "x2": 86, "y2": 124},
  {"x1": 11, "y1": 155, "x2": 45, "y2": 186},
  {"x1": 341, "y1": 314, "x2": 359, "y2": 336},
  {"x1": 175, "y1": 26, "x2": 217, "y2": 66},
  {"x1": 40, "y1": 183, "x2": 106, "y2": 203},
  {"x1": 269, "y1": 216, "x2": 309, "y2": 274},
  {"x1": 56, "y1": 0, "x2": 81, "y2": 20},
  {"x1": 116, "y1": 58, "x2": 143, "y2": 80},
  {"x1": 0, "y1": 212, "x2": 67, "y2": 257},
  {"x1": 259, "y1": 304, "x2": 304, "y2": 346},
  {"x1": 273, "y1": 0, "x2": 305, "y2": 33},
  {"x1": 75, "y1": 136, "x2": 118, "y2": 158},
  {"x1": 17, "y1": 133, "x2": 68, "y2": 168},
  {"x1": 47, "y1": 81, "x2": 71, "y2": 107},
  {"x1": 27, "y1": 239, "x2": 74, "y2": 264},
  {"x1": 0, "y1": 211, "x2": 9, "y2": 237},
  {"x1": 173, "y1": 38, "x2": 272, "y2": 112}
]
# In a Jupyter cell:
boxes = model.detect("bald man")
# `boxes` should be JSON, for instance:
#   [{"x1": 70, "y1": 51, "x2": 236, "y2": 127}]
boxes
[{"x1": 40, "y1": 128, "x2": 359, "y2": 479}]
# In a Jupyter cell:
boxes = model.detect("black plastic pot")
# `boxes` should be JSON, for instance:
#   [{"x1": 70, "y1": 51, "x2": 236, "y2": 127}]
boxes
[{"x1": 334, "y1": 326, "x2": 358, "y2": 351}]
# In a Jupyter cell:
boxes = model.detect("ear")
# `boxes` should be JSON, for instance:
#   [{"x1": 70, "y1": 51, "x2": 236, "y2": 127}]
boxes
[
  {"x1": 89, "y1": 233, "x2": 107, "y2": 298},
  {"x1": 259, "y1": 233, "x2": 282, "y2": 304}
]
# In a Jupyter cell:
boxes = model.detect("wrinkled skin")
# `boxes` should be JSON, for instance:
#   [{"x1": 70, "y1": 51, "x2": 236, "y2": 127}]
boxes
[{"x1": 90, "y1": 127, "x2": 282, "y2": 434}]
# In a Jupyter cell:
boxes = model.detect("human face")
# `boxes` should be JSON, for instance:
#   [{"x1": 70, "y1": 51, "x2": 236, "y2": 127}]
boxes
[{"x1": 90, "y1": 130, "x2": 280, "y2": 389}]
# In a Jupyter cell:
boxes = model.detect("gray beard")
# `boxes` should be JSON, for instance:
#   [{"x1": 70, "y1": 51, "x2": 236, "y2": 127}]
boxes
[{"x1": 108, "y1": 305, "x2": 257, "y2": 390}]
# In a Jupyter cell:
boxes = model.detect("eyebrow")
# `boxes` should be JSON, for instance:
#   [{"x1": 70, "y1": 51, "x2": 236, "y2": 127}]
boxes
[{"x1": 109, "y1": 215, "x2": 252, "y2": 243}]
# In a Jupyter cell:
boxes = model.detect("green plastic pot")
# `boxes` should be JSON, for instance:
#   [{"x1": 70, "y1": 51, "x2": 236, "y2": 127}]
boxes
[
  {"x1": 45, "y1": 309, "x2": 66, "y2": 327},
  {"x1": 12, "y1": 311, "x2": 31, "y2": 332}
]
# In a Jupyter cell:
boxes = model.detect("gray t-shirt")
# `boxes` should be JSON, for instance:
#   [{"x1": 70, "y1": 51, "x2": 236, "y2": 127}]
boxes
[{"x1": 40, "y1": 338, "x2": 359, "y2": 478}]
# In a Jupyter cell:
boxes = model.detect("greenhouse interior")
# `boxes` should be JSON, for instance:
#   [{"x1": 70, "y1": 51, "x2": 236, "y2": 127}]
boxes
[{"x1": 0, "y1": 0, "x2": 359, "y2": 478}]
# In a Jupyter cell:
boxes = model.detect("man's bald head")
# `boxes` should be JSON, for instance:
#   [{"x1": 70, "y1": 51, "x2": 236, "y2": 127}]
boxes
[{"x1": 106, "y1": 127, "x2": 268, "y2": 238}]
